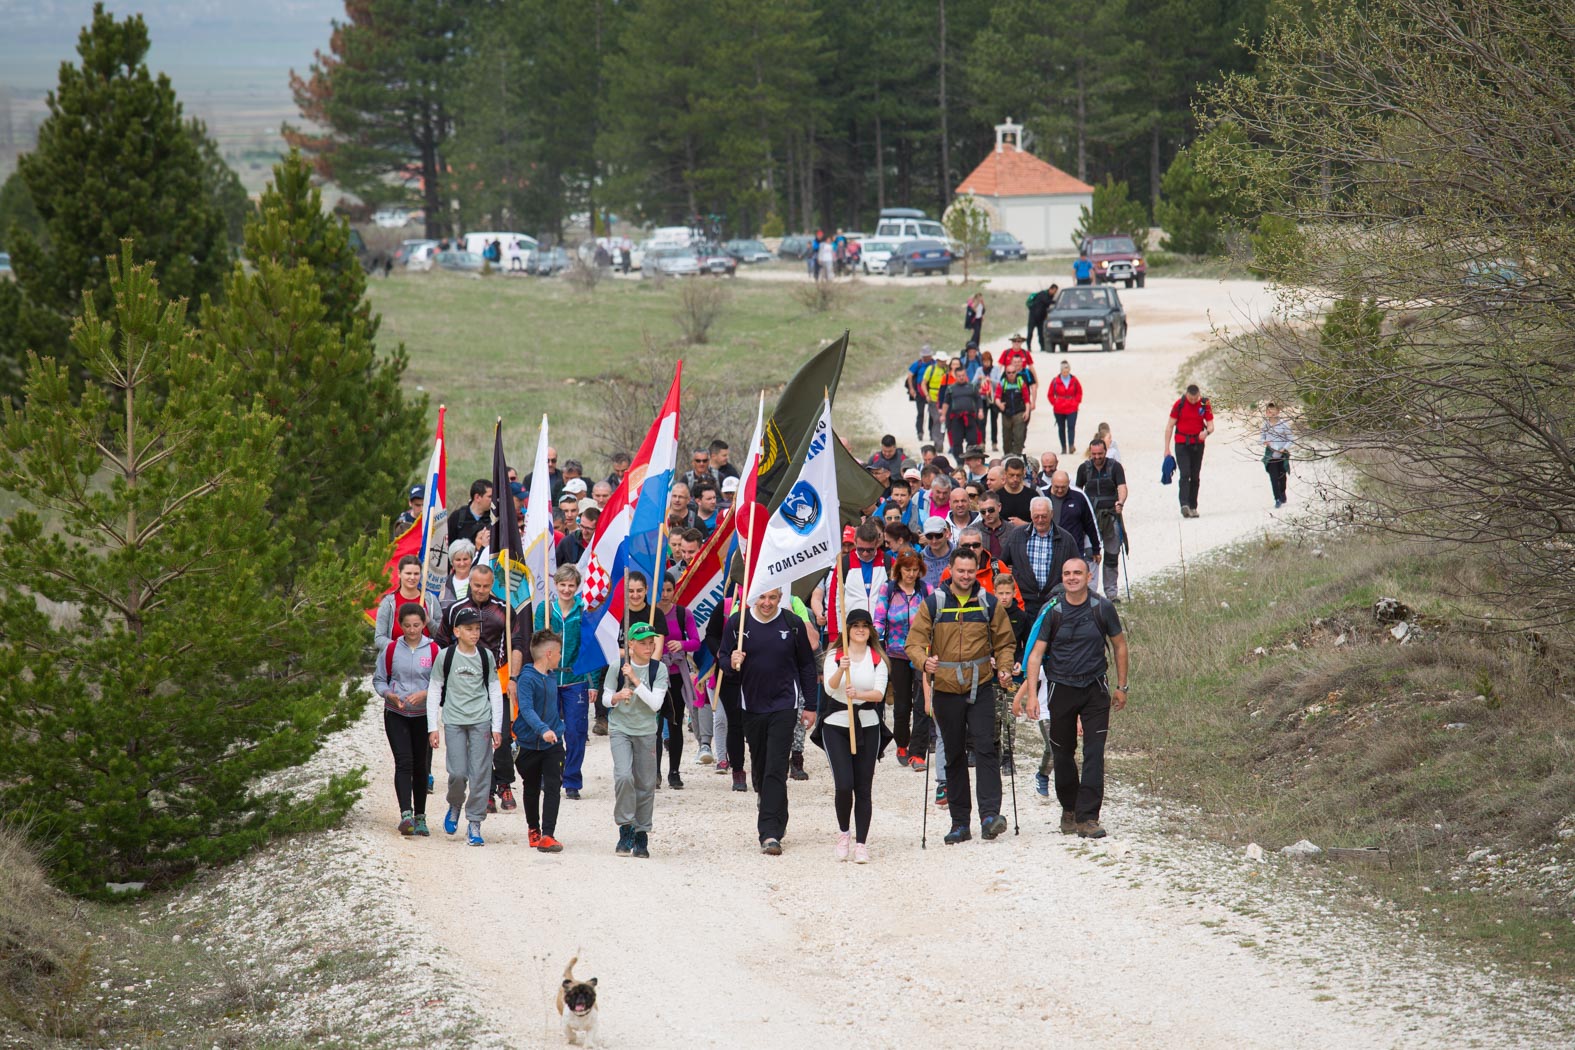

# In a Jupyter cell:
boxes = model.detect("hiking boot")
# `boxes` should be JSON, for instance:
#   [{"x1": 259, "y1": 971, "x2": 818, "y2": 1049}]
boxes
[
  {"x1": 1060, "y1": 810, "x2": 1078, "y2": 835},
  {"x1": 761, "y1": 838, "x2": 783, "y2": 856},
  {"x1": 732, "y1": 769, "x2": 748, "y2": 792},
  {"x1": 698, "y1": 744, "x2": 715, "y2": 765},
  {"x1": 632, "y1": 831, "x2": 649, "y2": 859},
  {"x1": 935, "y1": 784, "x2": 948, "y2": 806},
  {"x1": 498, "y1": 787, "x2": 517, "y2": 812},
  {"x1": 943, "y1": 826, "x2": 972, "y2": 845},
  {"x1": 536, "y1": 834, "x2": 564, "y2": 853},
  {"x1": 398, "y1": 811, "x2": 414, "y2": 836},
  {"x1": 487, "y1": 794, "x2": 498, "y2": 814},
  {"x1": 593, "y1": 716, "x2": 609, "y2": 736},
  {"x1": 982, "y1": 814, "x2": 1009, "y2": 840},
  {"x1": 853, "y1": 843, "x2": 870, "y2": 865},
  {"x1": 789, "y1": 751, "x2": 809, "y2": 781},
  {"x1": 896, "y1": 746, "x2": 910, "y2": 768},
  {"x1": 564, "y1": 788, "x2": 581, "y2": 800},
  {"x1": 668, "y1": 771, "x2": 684, "y2": 790},
  {"x1": 1035, "y1": 773, "x2": 1051, "y2": 803},
  {"x1": 528, "y1": 828, "x2": 542, "y2": 849},
  {"x1": 1077, "y1": 819, "x2": 1107, "y2": 839},
  {"x1": 616, "y1": 825, "x2": 635, "y2": 856},
  {"x1": 443, "y1": 807, "x2": 460, "y2": 836},
  {"x1": 467, "y1": 822, "x2": 485, "y2": 847},
  {"x1": 412, "y1": 814, "x2": 430, "y2": 837},
  {"x1": 835, "y1": 831, "x2": 851, "y2": 861},
  {"x1": 908, "y1": 754, "x2": 927, "y2": 773}
]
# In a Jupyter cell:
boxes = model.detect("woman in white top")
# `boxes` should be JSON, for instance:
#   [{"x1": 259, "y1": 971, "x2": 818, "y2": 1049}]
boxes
[
  {"x1": 816, "y1": 608, "x2": 891, "y2": 863},
  {"x1": 440, "y1": 539, "x2": 477, "y2": 621}
]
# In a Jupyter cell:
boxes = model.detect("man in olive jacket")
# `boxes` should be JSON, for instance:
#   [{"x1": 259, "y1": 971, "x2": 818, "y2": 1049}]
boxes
[{"x1": 905, "y1": 547, "x2": 1018, "y2": 844}]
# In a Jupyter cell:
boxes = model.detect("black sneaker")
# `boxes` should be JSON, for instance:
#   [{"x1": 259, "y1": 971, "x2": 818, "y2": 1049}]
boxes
[
  {"x1": 732, "y1": 769, "x2": 748, "y2": 792},
  {"x1": 982, "y1": 814, "x2": 1009, "y2": 840},
  {"x1": 615, "y1": 824, "x2": 634, "y2": 856},
  {"x1": 564, "y1": 788, "x2": 581, "y2": 800},
  {"x1": 668, "y1": 772, "x2": 684, "y2": 790},
  {"x1": 632, "y1": 831, "x2": 650, "y2": 859},
  {"x1": 943, "y1": 826, "x2": 972, "y2": 845},
  {"x1": 761, "y1": 838, "x2": 783, "y2": 856}
]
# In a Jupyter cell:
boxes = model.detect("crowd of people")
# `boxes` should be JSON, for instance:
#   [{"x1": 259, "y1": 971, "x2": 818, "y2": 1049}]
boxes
[{"x1": 370, "y1": 334, "x2": 1290, "y2": 861}]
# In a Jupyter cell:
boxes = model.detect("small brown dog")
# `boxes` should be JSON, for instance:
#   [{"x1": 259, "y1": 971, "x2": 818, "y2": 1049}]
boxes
[{"x1": 556, "y1": 955, "x2": 599, "y2": 1046}]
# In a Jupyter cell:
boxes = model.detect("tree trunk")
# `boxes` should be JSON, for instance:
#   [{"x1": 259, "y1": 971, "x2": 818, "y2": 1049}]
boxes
[
  {"x1": 1075, "y1": 60, "x2": 1087, "y2": 184},
  {"x1": 1150, "y1": 122, "x2": 1161, "y2": 217},
  {"x1": 421, "y1": 129, "x2": 443, "y2": 239},
  {"x1": 786, "y1": 138, "x2": 797, "y2": 231},
  {"x1": 685, "y1": 134, "x2": 698, "y2": 218},
  {"x1": 801, "y1": 126, "x2": 815, "y2": 232},
  {"x1": 937, "y1": 0, "x2": 951, "y2": 210},
  {"x1": 874, "y1": 107, "x2": 886, "y2": 212}
]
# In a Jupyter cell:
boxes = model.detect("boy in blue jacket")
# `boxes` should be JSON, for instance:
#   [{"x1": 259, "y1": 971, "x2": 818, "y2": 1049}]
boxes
[{"x1": 514, "y1": 629, "x2": 566, "y2": 853}]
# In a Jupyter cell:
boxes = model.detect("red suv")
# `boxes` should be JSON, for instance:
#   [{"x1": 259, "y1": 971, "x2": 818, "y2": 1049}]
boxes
[{"x1": 1078, "y1": 234, "x2": 1146, "y2": 289}]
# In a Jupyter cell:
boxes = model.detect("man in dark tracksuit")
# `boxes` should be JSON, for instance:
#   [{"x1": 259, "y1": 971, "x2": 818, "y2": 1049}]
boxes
[
  {"x1": 720, "y1": 587, "x2": 818, "y2": 855},
  {"x1": 905, "y1": 548, "x2": 1018, "y2": 844},
  {"x1": 438, "y1": 564, "x2": 529, "y2": 812},
  {"x1": 1025, "y1": 284, "x2": 1059, "y2": 353},
  {"x1": 1016, "y1": 558, "x2": 1128, "y2": 839}
]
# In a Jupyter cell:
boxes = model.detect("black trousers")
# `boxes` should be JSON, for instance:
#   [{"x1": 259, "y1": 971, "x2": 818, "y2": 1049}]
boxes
[
  {"x1": 1027, "y1": 309, "x2": 1048, "y2": 351},
  {"x1": 384, "y1": 709, "x2": 432, "y2": 815},
  {"x1": 914, "y1": 397, "x2": 927, "y2": 441},
  {"x1": 983, "y1": 402, "x2": 1000, "y2": 445},
  {"x1": 493, "y1": 716, "x2": 516, "y2": 791},
  {"x1": 743, "y1": 707, "x2": 797, "y2": 843},
  {"x1": 824, "y1": 720, "x2": 880, "y2": 843},
  {"x1": 1175, "y1": 442, "x2": 1205, "y2": 509},
  {"x1": 933, "y1": 690, "x2": 1002, "y2": 829},
  {"x1": 888, "y1": 657, "x2": 931, "y2": 755},
  {"x1": 719, "y1": 680, "x2": 745, "y2": 772},
  {"x1": 1266, "y1": 457, "x2": 1288, "y2": 502},
  {"x1": 1046, "y1": 681, "x2": 1111, "y2": 822},
  {"x1": 658, "y1": 676, "x2": 685, "y2": 776},
  {"x1": 514, "y1": 744, "x2": 564, "y2": 834}
]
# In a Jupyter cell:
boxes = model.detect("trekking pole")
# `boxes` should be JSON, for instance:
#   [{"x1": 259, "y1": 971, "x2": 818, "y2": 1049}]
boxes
[
  {"x1": 921, "y1": 670, "x2": 933, "y2": 850},
  {"x1": 1005, "y1": 695, "x2": 1019, "y2": 836},
  {"x1": 1116, "y1": 515, "x2": 1133, "y2": 601}
]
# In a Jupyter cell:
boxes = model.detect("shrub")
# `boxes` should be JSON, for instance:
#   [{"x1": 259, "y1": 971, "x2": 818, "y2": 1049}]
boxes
[{"x1": 674, "y1": 279, "x2": 730, "y2": 345}]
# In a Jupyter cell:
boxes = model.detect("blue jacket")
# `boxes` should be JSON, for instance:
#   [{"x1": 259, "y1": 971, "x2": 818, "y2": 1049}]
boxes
[{"x1": 513, "y1": 665, "x2": 564, "y2": 750}]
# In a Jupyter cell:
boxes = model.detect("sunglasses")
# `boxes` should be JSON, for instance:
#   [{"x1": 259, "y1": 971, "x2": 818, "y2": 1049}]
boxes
[
  {"x1": 925, "y1": 532, "x2": 945, "y2": 539},
  {"x1": 854, "y1": 545, "x2": 878, "y2": 555},
  {"x1": 960, "y1": 542, "x2": 982, "y2": 550}
]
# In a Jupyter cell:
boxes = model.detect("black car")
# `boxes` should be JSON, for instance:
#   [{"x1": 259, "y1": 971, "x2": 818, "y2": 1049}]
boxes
[
  {"x1": 777, "y1": 235, "x2": 813, "y2": 260},
  {"x1": 892, "y1": 238, "x2": 953, "y2": 277},
  {"x1": 724, "y1": 239, "x2": 774, "y2": 264},
  {"x1": 987, "y1": 231, "x2": 1027, "y2": 262},
  {"x1": 1044, "y1": 286, "x2": 1127, "y2": 351}
]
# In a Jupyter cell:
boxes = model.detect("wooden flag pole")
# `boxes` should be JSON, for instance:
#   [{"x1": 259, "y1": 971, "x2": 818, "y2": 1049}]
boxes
[
  {"x1": 416, "y1": 404, "x2": 443, "y2": 611},
  {"x1": 734, "y1": 501, "x2": 752, "y2": 657},
  {"x1": 838, "y1": 539, "x2": 856, "y2": 755}
]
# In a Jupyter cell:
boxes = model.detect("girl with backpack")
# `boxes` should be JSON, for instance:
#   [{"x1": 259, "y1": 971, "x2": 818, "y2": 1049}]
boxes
[
  {"x1": 814, "y1": 609, "x2": 891, "y2": 863},
  {"x1": 373, "y1": 602, "x2": 438, "y2": 836},
  {"x1": 1048, "y1": 360, "x2": 1084, "y2": 455},
  {"x1": 963, "y1": 292, "x2": 986, "y2": 348}
]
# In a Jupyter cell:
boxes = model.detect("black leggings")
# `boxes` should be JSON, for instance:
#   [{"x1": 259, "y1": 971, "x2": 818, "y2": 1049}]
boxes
[
  {"x1": 720, "y1": 680, "x2": 745, "y2": 773},
  {"x1": 514, "y1": 744, "x2": 564, "y2": 834},
  {"x1": 384, "y1": 709, "x2": 432, "y2": 815},
  {"x1": 887, "y1": 656, "x2": 931, "y2": 754},
  {"x1": 658, "y1": 676, "x2": 685, "y2": 776},
  {"x1": 824, "y1": 720, "x2": 880, "y2": 842}
]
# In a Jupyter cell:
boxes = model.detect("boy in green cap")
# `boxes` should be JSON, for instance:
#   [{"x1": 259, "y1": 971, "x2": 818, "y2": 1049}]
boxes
[{"x1": 604, "y1": 620, "x2": 668, "y2": 858}]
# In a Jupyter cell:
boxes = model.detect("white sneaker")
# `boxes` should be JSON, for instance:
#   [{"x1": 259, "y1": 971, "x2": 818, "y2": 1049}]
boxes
[
  {"x1": 698, "y1": 744, "x2": 714, "y2": 765},
  {"x1": 853, "y1": 842, "x2": 870, "y2": 865},
  {"x1": 834, "y1": 831, "x2": 851, "y2": 861}
]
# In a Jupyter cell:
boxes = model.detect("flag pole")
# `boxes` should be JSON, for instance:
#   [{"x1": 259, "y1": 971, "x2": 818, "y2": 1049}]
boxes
[
  {"x1": 498, "y1": 417, "x2": 512, "y2": 703},
  {"x1": 827, "y1": 385, "x2": 855, "y2": 756},
  {"x1": 416, "y1": 403, "x2": 444, "y2": 612}
]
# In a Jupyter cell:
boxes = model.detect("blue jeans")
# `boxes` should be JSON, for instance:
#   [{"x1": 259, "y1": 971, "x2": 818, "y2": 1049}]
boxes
[{"x1": 560, "y1": 683, "x2": 589, "y2": 791}]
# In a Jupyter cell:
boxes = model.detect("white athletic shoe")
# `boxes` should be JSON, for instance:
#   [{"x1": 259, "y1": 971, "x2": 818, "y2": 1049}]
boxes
[
  {"x1": 835, "y1": 831, "x2": 851, "y2": 861},
  {"x1": 853, "y1": 843, "x2": 870, "y2": 865},
  {"x1": 698, "y1": 744, "x2": 715, "y2": 765}
]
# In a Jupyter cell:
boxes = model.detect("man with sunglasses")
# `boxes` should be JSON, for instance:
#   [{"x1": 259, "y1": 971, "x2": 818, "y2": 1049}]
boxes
[
  {"x1": 522, "y1": 448, "x2": 564, "y2": 503},
  {"x1": 811, "y1": 521, "x2": 892, "y2": 649},
  {"x1": 681, "y1": 448, "x2": 715, "y2": 491},
  {"x1": 975, "y1": 494, "x2": 1014, "y2": 560}
]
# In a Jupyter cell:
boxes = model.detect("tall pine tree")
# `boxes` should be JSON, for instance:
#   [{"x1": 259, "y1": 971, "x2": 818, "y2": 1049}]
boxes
[{"x1": 0, "y1": 247, "x2": 369, "y2": 895}]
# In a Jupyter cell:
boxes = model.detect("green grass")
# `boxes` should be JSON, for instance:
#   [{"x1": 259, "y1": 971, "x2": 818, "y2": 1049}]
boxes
[
  {"x1": 366, "y1": 270, "x2": 976, "y2": 481},
  {"x1": 1119, "y1": 529, "x2": 1575, "y2": 981}
]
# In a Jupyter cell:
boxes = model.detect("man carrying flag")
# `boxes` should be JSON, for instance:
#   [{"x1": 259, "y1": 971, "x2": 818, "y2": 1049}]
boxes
[
  {"x1": 720, "y1": 398, "x2": 837, "y2": 855},
  {"x1": 489, "y1": 419, "x2": 532, "y2": 813}
]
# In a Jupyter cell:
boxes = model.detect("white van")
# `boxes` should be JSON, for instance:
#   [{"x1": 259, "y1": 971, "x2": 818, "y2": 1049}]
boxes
[
  {"x1": 874, "y1": 208, "x2": 948, "y2": 243},
  {"x1": 461, "y1": 231, "x2": 539, "y2": 271},
  {"x1": 649, "y1": 225, "x2": 698, "y2": 248}
]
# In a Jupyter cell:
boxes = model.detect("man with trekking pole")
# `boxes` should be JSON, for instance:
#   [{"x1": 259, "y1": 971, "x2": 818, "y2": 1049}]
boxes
[{"x1": 905, "y1": 547, "x2": 1018, "y2": 845}]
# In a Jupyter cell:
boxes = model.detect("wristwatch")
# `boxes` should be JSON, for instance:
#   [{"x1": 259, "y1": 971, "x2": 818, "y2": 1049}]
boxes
[{"x1": 1115, "y1": 683, "x2": 1128, "y2": 692}]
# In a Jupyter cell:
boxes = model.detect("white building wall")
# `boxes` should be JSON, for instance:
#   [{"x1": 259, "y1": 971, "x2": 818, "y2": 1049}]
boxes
[{"x1": 986, "y1": 194, "x2": 1093, "y2": 253}]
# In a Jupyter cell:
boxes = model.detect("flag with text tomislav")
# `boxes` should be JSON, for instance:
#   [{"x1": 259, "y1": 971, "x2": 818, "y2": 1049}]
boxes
[{"x1": 747, "y1": 397, "x2": 839, "y2": 601}]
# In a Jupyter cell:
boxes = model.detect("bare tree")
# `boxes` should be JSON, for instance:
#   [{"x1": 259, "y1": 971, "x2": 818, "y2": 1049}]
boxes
[{"x1": 1201, "y1": 0, "x2": 1575, "y2": 622}]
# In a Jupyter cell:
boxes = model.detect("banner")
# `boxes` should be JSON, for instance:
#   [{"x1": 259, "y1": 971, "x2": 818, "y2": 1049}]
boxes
[
  {"x1": 491, "y1": 419, "x2": 530, "y2": 609},
  {"x1": 747, "y1": 397, "x2": 840, "y2": 601},
  {"x1": 522, "y1": 413, "x2": 556, "y2": 600}
]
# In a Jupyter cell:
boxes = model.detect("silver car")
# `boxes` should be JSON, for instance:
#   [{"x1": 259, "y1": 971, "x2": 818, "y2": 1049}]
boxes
[{"x1": 642, "y1": 247, "x2": 703, "y2": 278}]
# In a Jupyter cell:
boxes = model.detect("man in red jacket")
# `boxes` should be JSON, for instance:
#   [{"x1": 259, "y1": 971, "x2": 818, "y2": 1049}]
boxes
[
  {"x1": 1164, "y1": 384, "x2": 1215, "y2": 517},
  {"x1": 1047, "y1": 360, "x2": 1083, "y2": 455}
]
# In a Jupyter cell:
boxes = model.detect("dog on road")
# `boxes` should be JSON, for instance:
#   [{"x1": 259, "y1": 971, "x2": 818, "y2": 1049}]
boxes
[{"x1": 557, "y1": 955, "x2": 599, "y2": 1046}]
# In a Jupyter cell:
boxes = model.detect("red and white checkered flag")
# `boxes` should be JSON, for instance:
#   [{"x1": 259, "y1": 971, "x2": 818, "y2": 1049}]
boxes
[{"x1": 582, "y1": 552, "x2": 610, "y2": 608}]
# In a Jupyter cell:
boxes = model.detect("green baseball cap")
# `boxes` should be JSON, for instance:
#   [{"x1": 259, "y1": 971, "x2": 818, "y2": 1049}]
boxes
[{"x1": 627, "y1": 621, "x2": 659, "y2": 642}]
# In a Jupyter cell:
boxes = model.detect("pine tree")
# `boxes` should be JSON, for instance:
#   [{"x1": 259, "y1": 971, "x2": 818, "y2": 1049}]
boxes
[
  {"x1": 189, "y1": 118, "x2": 252, "y2": 249},
  {"x1": 2, "y1": 4, "x2": 230, "y2": 377},
  {"x1": 0, "y1": 247, "x2": 368, "y2": 896},
  {"x1": 204, "y1": 152, "x2": 427, "y2": 555}
]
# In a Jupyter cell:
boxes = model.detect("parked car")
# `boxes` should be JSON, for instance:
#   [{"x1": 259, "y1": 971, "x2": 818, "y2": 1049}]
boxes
[
  {"x1": 696, "y1": 243, "x2": 738, "y2": 276},
  {"x1": 0, "y1": 252, "x2": 11, "y2": 279},
  {"x1": 530, "y1": 246, "x2": 571, "y2": 276},
  {"x1": 858, "y1": 238, "x2": 900, "y2": 276},
  {"x1": 891, "y1": 238, "x2": 953, "y2": 277},
  {"x1": 724, "y1": 239, "x2": 774, "y2": 264},
  {"x1": 406, "y1": 242, "x2": 440, "y2": 271},
  {"x1": 372, "y1": 208, "x2": 411, "y2": 229},
  {"x1": 435, "y1": 250, "x2": 486, "y2": 272},
  {"x1": 642, "y1": 246, "x2": 703, "y2": 278},
  {"x1": 777, "y1": 235, "x2": 813, "y2": 260},
  {"x1": 463, "y1": 231, "x2": 538, "y2": 271},
  {"x1": 1044, "y1": 285, "x2": 1127, "y2": 351},
  {"x1": 876, "y1": 208, "x2": 965, "y2": 257},
  {"x1": 393, "y1": 239, "x2": 438, "y2": 267},
  {"x1": 1078, "y1": 233, "x2": 1146, "y2": 288},
  {"x1": 987, "y1": 231, "x2": 1027, "y2": 263}
]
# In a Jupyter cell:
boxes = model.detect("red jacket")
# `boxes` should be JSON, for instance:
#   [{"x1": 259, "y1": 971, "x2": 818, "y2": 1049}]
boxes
[{"x1": 1048, "y1": 374, "x2": 1083, "y2": 415}]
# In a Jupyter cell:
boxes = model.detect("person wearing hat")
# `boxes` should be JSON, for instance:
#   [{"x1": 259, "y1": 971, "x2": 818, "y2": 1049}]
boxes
[
  {"x1": 603, "y1": 620, "x2": 668, "y2": 858},
  {"x1": 962, "y1": 445, "x2": 988, "y2": 487},
  {"x1": 563, "y1": 476, "x2": 589, "y2": 499},
  {"x1": 427, "y1": 605, "x2": 504, "y2": 847},
  {"x1": 814, "y1": 608, "x2": 891, "y2": 862},
  {"x1": 393, "y1": 484, "x2": 424, "y2": 537},
  {"x1": 719, "y1": 474, "x2": 740, "y2": 514},
  {"x1": 556, "y1": 492, "x2": 581, "y2": 536},
  {"x1": 905, "y1": 345, "x2": 946, "y2": 445},
  {"x1": 919, "y1": 515, "x2": 955, "y2": 590}
]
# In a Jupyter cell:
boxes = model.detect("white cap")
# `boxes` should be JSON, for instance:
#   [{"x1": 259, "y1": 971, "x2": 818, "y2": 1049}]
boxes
[
  {"x1": 721, "y1": 476, "x2": 740, "y2": 494},
  {"x1": 563, "y1": 478, "x2": 588, "y2": 495}
]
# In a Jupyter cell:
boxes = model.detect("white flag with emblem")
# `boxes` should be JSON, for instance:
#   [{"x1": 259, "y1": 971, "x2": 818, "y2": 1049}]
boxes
[{"x1": 746, "y1": 397, "x2": 839, "y2": 601}]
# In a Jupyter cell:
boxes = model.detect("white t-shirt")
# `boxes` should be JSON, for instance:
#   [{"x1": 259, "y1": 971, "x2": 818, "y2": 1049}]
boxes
[{"x1": 821, "y1": 649, "x2": 890, "y2": 728}]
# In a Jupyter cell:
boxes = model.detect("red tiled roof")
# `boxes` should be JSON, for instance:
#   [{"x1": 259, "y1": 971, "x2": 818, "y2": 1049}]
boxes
[{"x1": 956, "y1": 144, "x2": 1093, "y2": 198}]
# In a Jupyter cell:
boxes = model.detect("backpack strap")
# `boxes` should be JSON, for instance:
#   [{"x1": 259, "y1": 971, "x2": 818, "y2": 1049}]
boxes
[
  {"x1": 384, "y1": 640, "x2": 399, "y2": 680},
  {"x1": 439, "y1": 645, "x2": 492, "y2": 707}
]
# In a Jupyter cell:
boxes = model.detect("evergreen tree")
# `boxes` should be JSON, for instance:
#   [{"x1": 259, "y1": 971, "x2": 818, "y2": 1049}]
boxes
[
  {"x1": 189, "y1": 118, "x2": 252, "y2": 248},
  {"x1": 3, "y1": 4, "x2": 229, "y2": 376},
  {"x1": 1156, "y1": 125, "x2": 1251, "y2": 255},
  {"x1": 1074, "y1": 176, "x2": 1151, "y2": 249},
  {"x1": 205, "y1": 152, "x2": 427, "y2": 556},
  {"x1": 0, "y1": 170, "x2": 43, "y2": 251},
  {"x1": 0, "y1": 247, "x2": 368, "y2": 896}
]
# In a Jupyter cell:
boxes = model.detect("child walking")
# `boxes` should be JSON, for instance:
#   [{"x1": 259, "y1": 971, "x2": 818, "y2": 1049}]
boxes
[
  {"x1": 604, "y1": 621, "x2": 669, "y2": 859},
  {"x1": 427, "y1": 607, "x2": 503, "y2": 846},
  {"x1": 513, "y1": 629, "x2": 566, "y2": 853}
]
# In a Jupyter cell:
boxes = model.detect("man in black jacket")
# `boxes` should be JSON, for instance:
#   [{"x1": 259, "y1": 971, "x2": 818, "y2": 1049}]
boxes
[
  {"x1": 720, "y1": 587, "x2": 818, "y2": 856},
  {"x1": 446, "y1": 479, "x2": 495, "y2": 546},
  {"x1": 1000, "y1": 496, "x2": 1080, "y2": 626},
  {"x1": 1047, "y1": 471, "x2": 1102, "y2": 562}
]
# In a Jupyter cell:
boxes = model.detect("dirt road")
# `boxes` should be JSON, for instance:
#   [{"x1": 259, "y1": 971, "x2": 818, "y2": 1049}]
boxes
[{"x1": 344, "y1": 273, "x2": 1566, "y2": 1048}]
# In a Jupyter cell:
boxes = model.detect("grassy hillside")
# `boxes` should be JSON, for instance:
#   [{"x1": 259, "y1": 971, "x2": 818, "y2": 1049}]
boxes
[{"x1": 1117, "y1": 528, "x2": 1575, "y2": 980}]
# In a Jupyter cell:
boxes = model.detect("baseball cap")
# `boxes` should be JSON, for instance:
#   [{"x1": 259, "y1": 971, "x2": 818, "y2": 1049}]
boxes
[
  {"x1": 923, "y1": 515, "x2": 949, "y2": 537},
  {"x1": 842, "y1": 525, "x2": 857, "y2": 544},
  {"x1": 508, "y1": 481, "x2": 525, "y2": 499},
  {"x1": 627, "y1": 621, "x2": 659, "y2": 642},
  {"x1": 721, "y1": 476, "x2": 739, "y2": 494},
  {"x1": 452, "y1": 607, "x2": 483, "y2": 627},
  {"x1": 920, "y1": 344, "x2": 934, "y2": 358},
  {"x1": 902, "y1": 461, "x2": 922, "y2": 481},
  {"x1": 564, "y1": 478, "x2": 588, "y2": 495},
  {"x1": 408, "y1": 484, "x2": 424, "y2": 500},
  {"x1": 578, "y1": 497, "x2": 598, "y2": 515}
]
